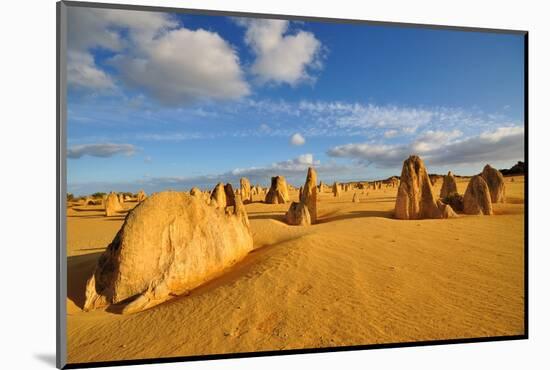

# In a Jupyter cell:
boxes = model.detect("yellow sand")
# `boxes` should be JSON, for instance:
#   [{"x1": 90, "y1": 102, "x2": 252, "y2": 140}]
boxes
[{"x1": 66, "y1": 176, "x2": 525, "y2": 363}]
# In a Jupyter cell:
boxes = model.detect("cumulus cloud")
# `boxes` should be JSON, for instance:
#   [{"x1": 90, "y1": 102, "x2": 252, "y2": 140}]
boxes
[
  {"x1": 237, "y1": 19, "x2": 322, "y2": 85},
  {"x1": 290, "y1": 133, "x2": 306, "y2": 146},
  {"x1": 67, "y1": 7, "x2": 249, "y2": 105},
  {"x1": 67, "y1": 51, "x2": 115, "y2": 90},
  {"x1": 67, "y1": 8, "x2": 177, "y2": 52},
  {"x1": 67, "y1": 143, "x2": 136, "y2": 159},
  {"x1": 110, "y1": 27, "x2": 250, "y2": 105},
  {"x1": 67, "y1": 7, "x2": 176, "y2": 92},
  {"x1": 327, "y1": 126, "x2": 524, "y2": 168}
]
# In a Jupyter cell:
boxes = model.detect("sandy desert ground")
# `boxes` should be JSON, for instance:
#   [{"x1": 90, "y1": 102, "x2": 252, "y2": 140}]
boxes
[{"x1": 66, "y1": 175, "x2": 525, "y2": 364}]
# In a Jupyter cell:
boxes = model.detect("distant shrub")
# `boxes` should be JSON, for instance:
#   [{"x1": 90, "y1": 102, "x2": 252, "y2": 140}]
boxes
[
  {"x1": 443, "y1": 193, "x2": 464, "y2": 212},
  {"x1": 66, "y1": 193, "x2": 74, "y2": 201},
  {"x1": 91, "y1": 192, "x2": 107, "y2": 199}
]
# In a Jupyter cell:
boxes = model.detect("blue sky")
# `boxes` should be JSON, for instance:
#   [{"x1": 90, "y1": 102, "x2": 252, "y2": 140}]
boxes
[{"x1": 66, "y1": 7, "x2": 525, "y2": 196}]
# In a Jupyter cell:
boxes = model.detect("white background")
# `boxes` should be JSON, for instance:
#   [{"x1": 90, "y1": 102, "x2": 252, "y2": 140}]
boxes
[{"x1": 1, "y1": 0, "x2": 548, "y2": 368}]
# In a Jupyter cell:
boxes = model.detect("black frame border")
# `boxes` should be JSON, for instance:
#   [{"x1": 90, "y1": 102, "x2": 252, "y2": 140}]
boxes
[{"x1": 56, "y1": 1, "x2": 529, "y2": 369}]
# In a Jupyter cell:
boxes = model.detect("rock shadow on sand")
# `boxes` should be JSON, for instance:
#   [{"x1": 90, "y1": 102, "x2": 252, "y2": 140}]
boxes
[
  {"x1": 247, "y1": 212, "x2": 286, "y2": 222},
  {"x1": 317, "y1": 210, "x2": 392, "y2": 224},
  {"x1": 67, "y1": 252, "x2": 102, "y2": 310}
]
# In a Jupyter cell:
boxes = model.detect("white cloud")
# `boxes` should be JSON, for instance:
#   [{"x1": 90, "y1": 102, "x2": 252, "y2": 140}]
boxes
[
  {"x1": 67, "y1": 51, "x2": 115, "y2": 90},
  {"x1": 111, "y1": 27, "x2": 250, "y2": 105},
  {"x1": 259, "y1": 123, "x2": 271, "y2": 133},
  {"x1": 238, "y1": 19, "x2": 322, "y2": 85},
  {"x1": 67, "y1": 143, "x2": 136, "y2": 159},
  {"x1": 384, "y1": 129, "x2": 399, "y2": 138},
  {"x1": 67, "y1": 8, "x2": 177, "y2": 52},
  {"x1": 67, "y1": 7, "x2": 249, "y2": 104},
  {"x1": 412, "y1": 129, "x2": 462, "y2": 152},
  {"x1": 327, "y1": 142, "x2": 408, "y2": 168},
  {"x1": 232, "y1": 153, "x2": 319, "y2": 177},
  {"x1": 478, "y1": 126, "x2": 523, "y2": 142},
  {"x1": 327, "y1": 126, "x2": 524, "y2": 168},
  {"x1": 66, "y1": 7, "x2": 177, "y2": 92},
  {"x1": 290, "y1": 133, "x2": 306, "y2": 146},
  {"x1": 297, "y1": 101, "x2": 436, "y2": 132}
]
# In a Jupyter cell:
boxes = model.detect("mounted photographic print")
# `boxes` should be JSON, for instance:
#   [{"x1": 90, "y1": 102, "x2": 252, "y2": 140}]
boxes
[{"x1": 56, "y1": 1, "x2": 527, "y2": 368}]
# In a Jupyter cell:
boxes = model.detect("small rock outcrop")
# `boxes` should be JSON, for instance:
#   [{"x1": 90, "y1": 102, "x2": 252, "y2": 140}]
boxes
[
  {"x1": 352, "y1": 193, "x2": 360, "y2": 203},
  {"x1": 481, "y1": 164, "x2": 506, "y2": 203},
  {"x1": 84, "y1": 192, "x2": 253, "y2": 314},
  {"x1": 332, "y1": 182, "x2": 341, "y2": 197},
  {"x1": 224, "y1": 183, "x2": 236, "y2": 208},
  {"x1": 137, "y1": 190, "x2": 147, "y2": 202},
  {"x1": 300, "y1": 167, "x2": 318, "y2": 223},
  {"x1": 318, "y1": 181, "x2": 329, "y2": 193},
  {"x1": 394, "y1": 155, "x2": 456, "y2": 219},
  {"x1": 440, "y1": 171, "x2": 459, "y2": 199},
  {"x1": 265, "y1": 176, "x2": 289, "y2": 204},
  {"x1": 463, "y1": 175, "x2": 493, "y2": 215},
  {"x1": 211, "y1": 183, "x2": 227, "y2": 208},
  {"x1": 240, "y1": 177, "x2": 252, "y2": 203},
  {"x1": 285, "y1": 201, "x2": 311, "y2": 226},
  {"x1": 105, "y1": 192, "x2": 122, "y2": 217},
  {"x1": 84, "y1": 197, "x2": 95, "y2": 206}
]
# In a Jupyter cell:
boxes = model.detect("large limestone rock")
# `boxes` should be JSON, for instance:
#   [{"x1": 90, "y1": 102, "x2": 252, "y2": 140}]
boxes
[
  {"x1": 84, "y1": 192, "x2": 253, "y2": 314},
  {"x1": 440, "y1": 171, "x2": 459, "y2": 199},
  {"x1": 265, "y1": 176, "x2": 289, "y2": 204},
  {"x1": 332, "y1": 182, "x2": 341, "y2": 197},
  {"x1": 105, "y1": 192, "x2": 122, "y2": 217},
  {"x1": 285, "y1": 202, "x2": 311, "y2": 226},
  {"x1": 137, "y1": 190, "x2": 147, "y2": 202},
  {"x1": 300, "y1": 167, "x2": 318, "y2": 223},
  {"x1": 117, "y1": 193, "x2": 125, "y2": 205},
  {"x1": 481, "y1": 164, "x2": 506, "y2": 203},
  {"x1": 463, "y1": 175, "x2": 493, "y2": 215},
  {"x1": 224, "y1": 183, "x2": 236, "y2": 208},
  {"x1": 240, "y1": 177, "x2": 252, "y2": 204},
  {"x1": 211, "y1": 183, "x2": 227, "y2": 208},
  {"x1": 394, "y1": 155, "x2": 456, "y2": 219}
]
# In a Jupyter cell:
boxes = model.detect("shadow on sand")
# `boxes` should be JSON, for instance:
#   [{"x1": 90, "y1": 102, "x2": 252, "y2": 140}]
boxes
[
  {"x1": 248, "y1": 213, "x2": 286, "y2": 222},
  {"x1": 67, "y1": 252, "x2": 102, "y2": 310},
  {"x1": 247, "y1": 208, "x2": 393, "y2": 223},
  {"x1": 68, "y1": 212, "x2": 128, "y2": 221},
  {"x1": 317, "y1": 210, "x2": 392, "y2": 223}
]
